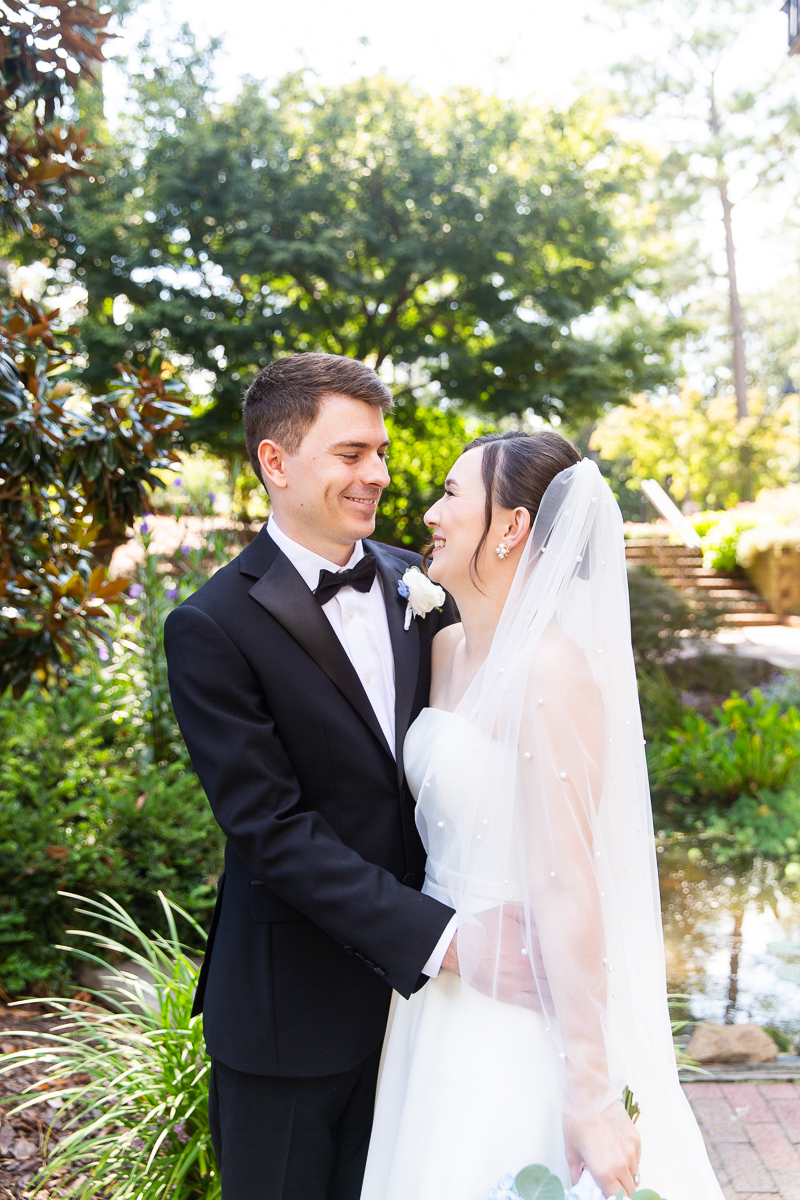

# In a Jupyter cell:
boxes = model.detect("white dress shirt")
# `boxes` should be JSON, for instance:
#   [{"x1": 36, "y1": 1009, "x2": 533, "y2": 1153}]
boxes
[
  {"x1": 267, "y1": 516, "x2": 396, "y2": 756},
  {"x1": 267, "y1": 516, "x2": 455, "y2": 979}
]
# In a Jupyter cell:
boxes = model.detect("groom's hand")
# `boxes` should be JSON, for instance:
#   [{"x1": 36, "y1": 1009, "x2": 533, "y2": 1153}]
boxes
[{"x1": 441, "y1": 907, "x2": 552, "y2": 1012}]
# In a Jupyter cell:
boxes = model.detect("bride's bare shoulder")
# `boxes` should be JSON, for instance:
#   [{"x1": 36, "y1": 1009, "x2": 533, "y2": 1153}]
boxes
[
  {"x1": 431, "y1": 622, "x2": 464, "y2": 672},
  {"x1": 527, "y1": 624, "x2": 597, "y2": 691}
]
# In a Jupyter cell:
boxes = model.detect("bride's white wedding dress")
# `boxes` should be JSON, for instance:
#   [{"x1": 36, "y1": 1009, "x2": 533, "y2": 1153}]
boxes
[{"x1": 361, "y1": 461, "x2": 723, "y2": 1200}]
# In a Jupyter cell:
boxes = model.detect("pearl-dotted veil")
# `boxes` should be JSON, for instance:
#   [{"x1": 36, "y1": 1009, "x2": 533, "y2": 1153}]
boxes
[{"x1": 414, "y1": 458, "x2": 722, "y2": 1195}]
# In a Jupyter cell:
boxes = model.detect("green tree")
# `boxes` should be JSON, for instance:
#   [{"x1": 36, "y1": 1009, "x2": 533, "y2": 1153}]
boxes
[
  {"x1": 0, "y1": 5, "x2": 190, "y2": 697},
  {"x1": 19, "y1": 48, "x2": 680, "y2": 457},
  {"x1": 590, "y1": 386, "x2": 798, "y2": 509},
  {"x1": 602, "y1": 0, "x2": 800, "y2": 417}
]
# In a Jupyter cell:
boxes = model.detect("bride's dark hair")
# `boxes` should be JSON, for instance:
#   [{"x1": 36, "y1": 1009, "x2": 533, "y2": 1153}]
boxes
[{"x1": 462, "y1": 431, "x2": 581, "y2": 582}]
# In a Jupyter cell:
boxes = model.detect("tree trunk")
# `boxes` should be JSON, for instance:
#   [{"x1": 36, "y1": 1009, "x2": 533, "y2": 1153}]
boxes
[
  {"x1": 718, "y1": 178, "x2": 748, "y2": 420},
  {"x1": 724, "y1": 908, "x2": 744, "y2": 1024},
  {"x1": 709, "y1": 76, "x2": 748, "y2": 421}
]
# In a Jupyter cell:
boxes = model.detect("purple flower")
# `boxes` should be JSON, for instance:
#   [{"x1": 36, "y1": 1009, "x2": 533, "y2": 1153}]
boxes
[
  {"x1": 129, "y1": 584, "x2": 143, "y2": 599},
  {"x1": 207, "y1": 492, "x2": 217, "y2": 503},
  {"x1": 166, "y1": 587, "x2": 178, "y2": 600},
  {"x1": 140, "y1": 522, "x2": 149, "y2": 535},
  {"x1": 98, "y1": 646, "x2": 110, "y2": 661},
  {"x1": 181, "y1": 545, "x2": 191, "y2": 556},
  {"x1": 172, "y1": 1121, "x2": 189, "y2": 1144},
  {"x1": 130, "y1": 1137, "x2": 146, "y2": 1152},
  {"x1": 174, "y1": 478, "x2": 184, "y2": 488}
]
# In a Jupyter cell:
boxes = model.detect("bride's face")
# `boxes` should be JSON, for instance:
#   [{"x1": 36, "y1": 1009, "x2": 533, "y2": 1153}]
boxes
[{"x1": 425, "y1": 448, "x2": 511, "y2": 593}]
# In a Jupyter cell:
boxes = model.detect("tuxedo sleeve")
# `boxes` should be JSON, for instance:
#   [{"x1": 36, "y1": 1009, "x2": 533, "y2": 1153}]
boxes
[{"x1": 164, "y1": 602, "x2": 455, "y2": 999}]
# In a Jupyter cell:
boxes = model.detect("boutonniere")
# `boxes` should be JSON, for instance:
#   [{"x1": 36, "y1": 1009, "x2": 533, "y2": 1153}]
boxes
[{"x1": 397, "y1": 566, "x2": 446, "y2": 631}]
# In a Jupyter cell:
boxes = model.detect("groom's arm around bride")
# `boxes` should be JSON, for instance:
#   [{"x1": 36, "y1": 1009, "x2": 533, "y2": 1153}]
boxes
[{"x1": 164, "y1": 353, "x2": 458, "y2": 1200}]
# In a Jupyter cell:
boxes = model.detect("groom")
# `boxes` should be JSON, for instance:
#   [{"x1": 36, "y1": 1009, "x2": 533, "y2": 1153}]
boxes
[{"x1": 164, "y1": 353, "x2": 460, "y2": 1200}]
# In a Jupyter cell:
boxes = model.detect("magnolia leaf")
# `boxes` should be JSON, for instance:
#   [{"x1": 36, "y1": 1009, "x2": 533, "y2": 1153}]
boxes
[
  {"x1": 87, "y1": 566, "x2": 107, "y2": 595},
  {"x1": 95, "y1": 577, "x2": 132, "y2": 600},
  {"x1": 514, "y1": 1165, "x2": 565, "y2": 1200}
]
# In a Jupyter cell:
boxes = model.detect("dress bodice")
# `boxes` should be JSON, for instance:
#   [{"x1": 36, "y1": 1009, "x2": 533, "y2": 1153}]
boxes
[{"x1": 404, "y1": 708, "x2": 520, "y2": 907}]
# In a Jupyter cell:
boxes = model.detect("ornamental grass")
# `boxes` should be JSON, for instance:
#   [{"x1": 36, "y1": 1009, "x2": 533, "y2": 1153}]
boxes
[{"x1": 0, "y1": 892, "x2": 218, "y2": 1199}]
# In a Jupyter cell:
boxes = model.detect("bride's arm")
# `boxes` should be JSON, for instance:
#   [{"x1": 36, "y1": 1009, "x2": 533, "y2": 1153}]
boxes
[{"x1": 521, "y1": 625, "x2": 639, "y2": 1193}]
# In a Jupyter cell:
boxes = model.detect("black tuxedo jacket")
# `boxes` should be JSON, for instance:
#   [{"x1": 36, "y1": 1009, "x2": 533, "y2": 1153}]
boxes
[{"x1": 164, "y1": 527, "x2": 457, "y2": 1078}]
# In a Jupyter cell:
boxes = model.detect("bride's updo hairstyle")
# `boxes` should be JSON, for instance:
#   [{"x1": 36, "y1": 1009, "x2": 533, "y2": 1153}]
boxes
[{"x1": 463, "y1": 431, "x2": 581, "y2": 581}]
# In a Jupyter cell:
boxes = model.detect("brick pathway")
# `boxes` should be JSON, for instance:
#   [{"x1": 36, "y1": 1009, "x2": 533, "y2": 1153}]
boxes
[{"x1": 683, "y1": 1081, "x2": 800, "y2": 1198}]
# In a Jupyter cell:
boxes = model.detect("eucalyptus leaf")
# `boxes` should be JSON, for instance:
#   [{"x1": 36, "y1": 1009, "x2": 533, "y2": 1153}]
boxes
[
  {"x1": 514, "y1": 1164, "x2": 565, "y2": 1200},
  {"x1": 632, "y1": 1191, "x2": 664, "y2": 1200}
]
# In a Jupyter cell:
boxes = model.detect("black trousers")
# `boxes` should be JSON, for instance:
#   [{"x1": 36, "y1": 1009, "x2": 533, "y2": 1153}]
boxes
[{"x1": 208, "y1": 1046, "x2": 382, "y2": 1200}]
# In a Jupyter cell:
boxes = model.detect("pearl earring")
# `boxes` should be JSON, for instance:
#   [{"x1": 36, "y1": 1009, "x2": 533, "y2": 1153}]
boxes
[{"x1": 496, "y1": 541, "x2": 510, "y2": 560}]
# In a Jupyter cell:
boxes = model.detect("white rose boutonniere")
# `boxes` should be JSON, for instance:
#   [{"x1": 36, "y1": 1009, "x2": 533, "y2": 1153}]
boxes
[{"x1": 397, "y1": 566, "x2": 446, "y2": 631}]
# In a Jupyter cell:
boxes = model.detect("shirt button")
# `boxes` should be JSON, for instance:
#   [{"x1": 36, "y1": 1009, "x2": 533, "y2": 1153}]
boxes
[
  {"x1": 364, "y1": 673, "x2": 372, "y2": 683},
  {"x1": 347, "y1": 609, "x2": 354, "y2": 619}
]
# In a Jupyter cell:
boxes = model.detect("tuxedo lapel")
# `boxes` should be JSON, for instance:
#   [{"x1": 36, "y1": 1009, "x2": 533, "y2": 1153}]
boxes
[
  {"x1": 247, "y1": 544, "x2": 393, "y2": 759},
  {"x1": 368, "y1": 542, "x2": 420, "y2": 787}
]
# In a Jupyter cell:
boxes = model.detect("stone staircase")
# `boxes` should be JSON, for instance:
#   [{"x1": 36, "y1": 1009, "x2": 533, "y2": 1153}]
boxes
[{"x1": 625, "y1": 538, "x2": 780, "y2": 627}]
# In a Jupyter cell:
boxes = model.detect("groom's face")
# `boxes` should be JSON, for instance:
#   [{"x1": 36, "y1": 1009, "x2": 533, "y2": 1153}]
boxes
[{"x1": 262, "y1": 393, "x2": 391, "y2": 558}]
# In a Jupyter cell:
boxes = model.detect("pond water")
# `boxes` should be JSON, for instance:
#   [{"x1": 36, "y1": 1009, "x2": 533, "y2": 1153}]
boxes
[{"x1": 660, "y1": 847, "x2": 800, "y2": 1037}]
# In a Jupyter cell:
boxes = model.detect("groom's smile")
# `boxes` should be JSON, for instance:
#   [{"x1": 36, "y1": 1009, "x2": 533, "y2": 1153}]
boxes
[{"x1": 258, "y1": 391, "x2": 391, "y2": 565}]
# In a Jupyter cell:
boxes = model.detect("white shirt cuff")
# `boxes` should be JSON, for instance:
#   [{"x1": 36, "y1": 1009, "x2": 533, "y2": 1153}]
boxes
[{"x1": 421, "y1": 915, "x2": 458, "y2": 978}]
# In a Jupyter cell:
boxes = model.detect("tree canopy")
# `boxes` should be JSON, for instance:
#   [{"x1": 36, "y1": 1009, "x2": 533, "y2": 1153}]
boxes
[
  {"x1": 22, "y1": 52, "x2": 681, "y2": 457},
  {"x1": 591, "y1": 387, "x2": 798, "y2": 510}
]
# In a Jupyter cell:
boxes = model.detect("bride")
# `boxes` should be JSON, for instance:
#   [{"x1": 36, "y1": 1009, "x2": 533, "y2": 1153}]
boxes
[{"x1": 361, "y1": 432, "x2": 723, "y2": 1200}]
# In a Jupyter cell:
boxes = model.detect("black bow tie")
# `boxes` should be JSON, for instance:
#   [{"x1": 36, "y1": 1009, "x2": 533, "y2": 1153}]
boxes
[{"x1": 314, "y1": 554, "x2": 377, "y2": 606}]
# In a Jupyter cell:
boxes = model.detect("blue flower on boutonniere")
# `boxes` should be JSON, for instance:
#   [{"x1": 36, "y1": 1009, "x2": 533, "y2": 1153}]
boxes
[{"x1": 397, "y1": 566, "x2": 446, "y2": 631}]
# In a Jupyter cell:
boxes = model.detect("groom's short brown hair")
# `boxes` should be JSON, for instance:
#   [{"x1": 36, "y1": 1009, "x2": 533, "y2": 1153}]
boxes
[{"x1": 243, "y1": 353, "x2": 393, "y2": 474}]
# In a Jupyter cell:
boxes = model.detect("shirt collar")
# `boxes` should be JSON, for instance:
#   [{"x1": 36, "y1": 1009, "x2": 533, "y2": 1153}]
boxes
[{"x1": 267, "y1": 515, "x2": 364, "y2": 594}]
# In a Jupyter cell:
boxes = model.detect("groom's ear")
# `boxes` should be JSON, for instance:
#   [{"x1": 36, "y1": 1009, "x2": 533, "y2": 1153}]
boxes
[{"x1": 258, "y1": 439, "x2": 289, "y2": 492}]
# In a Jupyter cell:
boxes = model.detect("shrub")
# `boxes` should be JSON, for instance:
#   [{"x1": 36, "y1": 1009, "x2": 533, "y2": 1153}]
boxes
[
  {"x1": 757, "y1": 672, "x2": 800, "y2": 713},
  {"x1": 627, "y1": 566, "x2": 721, "y2": 665},
  {"x1": 0, "y1": 678, "x2": 222, "y2": 996},
  {"x1": 680, "y1": 789, "x2": 800, "y2": 863},
  {"x1": 648, "y1": 689, "x2": 800, "y2": 808},
  {"x1": 695, "y1": 508, "x2": 759, "y2": 571},
  {"x1": 1, "y1": 893, "x2": 218, "y2": 1199}
]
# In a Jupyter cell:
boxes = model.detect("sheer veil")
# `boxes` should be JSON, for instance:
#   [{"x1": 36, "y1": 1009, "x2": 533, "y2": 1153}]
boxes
[{"x1": 414, "y1": 458, "x2": 721, "y2": 1196}]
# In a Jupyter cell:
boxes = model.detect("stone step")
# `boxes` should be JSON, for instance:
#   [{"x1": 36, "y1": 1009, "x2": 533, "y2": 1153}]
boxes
[
  {"x1": 722, "y1": 611, "x2": 782, "y2": 626},
  {"x1": 701, "y1": 589, "x2": 767, "y2": 602},
  {"x1": 686, "y1": 577, "x2": 746, "y2": 589},
  {"x1": 625, "y1": 540, "x2": 780, "y2": 625}
]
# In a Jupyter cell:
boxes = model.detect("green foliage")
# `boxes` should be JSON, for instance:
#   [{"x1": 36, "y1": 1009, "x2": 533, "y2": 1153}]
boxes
[
  {"x1": 675, "y1": 789, "x2": 800, "y2": 864},
  {"x1": 0, "y1": 0, "x2": 110, "y2": 231},
  {"x1": 623, "y1": 1085, "x2": 641, "y2": 1123},
  {"x1": 0, "y1": 672, "x2": 222, "y2": 996},
  {"x1": 1, "y1": 893, "x2": 218, "y2": 1199},
  {"x1": 627, "y1": 565, "x2": 721, "y2": 665},
  {"x1": 591, "y1": 390, "x2": 798, "y2": 513},
  {"x1": 514, "y1": 1165, "x2": 565, "y2": 1200},
  {"x1": 0, "y1": 298, "x2": 191, "y2": 697},
  {"x1": 758, "y1": 672, "x2": 800, "y2": 714},
  {"x1": 638, "y1": 665, "x2": 685, "y2": 744},
  {"x1": 649, "y1": 690, "x2": 800, "y2": 809},
  {"x1": 697, "y1": 509, "x2": 760, "y2": 571},
  {"x1": 23, "y1": 48, "x2": 679, "y2": 454},
  {"x1": 603, "y1": 0, "x2": 800, "y2": 405},
  {"x1": 512, "y1": 1163, "x2": 663, "y2": 1200},
  {"x1": 763, "y1": 1025, "x2": 793, "y2": 1053}
]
